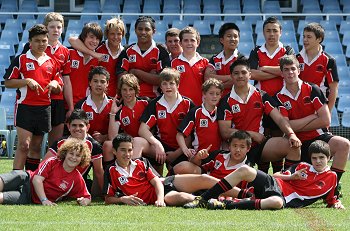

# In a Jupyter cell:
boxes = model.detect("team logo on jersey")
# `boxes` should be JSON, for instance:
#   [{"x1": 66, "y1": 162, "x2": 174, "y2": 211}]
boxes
[
  {"x1": 214, "y1": 160, "x2": 222, "y2": 169},
  {"x1": 129, "y1": 55, "x2": 136, "y2": 63},
  {"x1": 283, "y1": 101, "x2": 292, "y2": 110},
  {"x1": 71, "y1": 60, "x2": 79, "y2": 68},
  {"x1": 178, "y1": 112, "x2": 186, "y2": 120},
  {"x1": 46, "y1": 65, "x2": 53, "y2": 74},
  {"x1": 138, "y1": 171, "x2": 146, "y2": 179},
  {"x1": 86, "y1": 112, "x2": 93, "y2": 120},
  {"x1": 101, "y1": 54, "x2": 109, "y2": 62},
  {"x1": 150, "y1": 57, "x2": 157, "y2": 64},
  {"x1": 303, "y1": 96, "x2": 311, "y2": 104},
  {"x1": 254, "y1": 102, "x2": 261, "y2": 109},
  {"x1": 316, "y1": 64, "x2": 324, "y2": 72},
  {"x1": 118, "y1": 176, "x2": 128, "y2": 185},
  {"x1": 232, "y1": 104, "x2": 241, "y2": 113},
  {"x1": 214, "y1": 62, "x2": 222, "y2": 70},
  {"x1": 26, "y1": 62, "x2": 35, "y2": 71},
  {"x1": 316, "y1": 180, "x2": 325, "y2": 189},
  {"x1": 299, "y1": 63, "x2": 305, "y2": 71},
  {"x1": 301, "y1": 171, "x2": 308, "y2": 179},
  {"x1": 59, "y1": 180, "x2": 69, "y2": 190},
  {"x1": 176, "y1": 65, "x2": 185, "y2": 73},
  {"x1": 200, "y1": 119, "x2": 208, "y2": 127},
  {"x1": 59, "y1": 54, "x2": 65, "y2": 63},
  {"x1": 158, "y1": 110, "x2": 166, "y2": 119},
  {"x1": 122, "y1": 116, "x2": 131, "y2": 126}
]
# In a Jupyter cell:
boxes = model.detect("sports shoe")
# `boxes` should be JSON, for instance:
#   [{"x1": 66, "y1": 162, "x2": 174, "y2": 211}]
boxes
[
  {"x1": 207, "y1": 199, "x2": 226, "y2": 210},
  {"x1": 183, "y1": 196, "x2": 208, "y2": 209}
]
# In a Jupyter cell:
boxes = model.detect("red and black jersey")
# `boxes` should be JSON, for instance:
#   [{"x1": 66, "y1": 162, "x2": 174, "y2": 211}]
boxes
[
  {"x1": 277, "y1": 162, "x2": 339, "y2": 208},
  {"x1": 140, "y1": 94, "x2": 195, "y2": 149},
  {"x1": 177, "y1": 105, "x2": 221, "y2": 152},
  {"x1": 274, "y1": 80, "x2": 328, "y2": 142},
  {"x1": 69, "y1": 49, "x2": 99, "y2": 105},
  {"x1": 48, "y1": 135, "x2": 102, "y2": 176},
  {"x1": 297, "y1": 47, "x2": 339, "y2": 99},
  {"x1": 75, "y1": 95, "x2": 113, "y2": 136},
  {"x1": 116, "y1": 41, "x2": 170, "y2": 98},
  {"x1": 171, "y1": 53, "x2": 209, "y2": 106},
  {"x1": 208, "y1": 50, "x2": 245, "y2": 96},
  {"x1": 4, "y1": 50, "x2": 60, "y2": 106},
  {"x1": 248, "y1": 42, "x2": 294, "y2": 96},
  {"x1": 29, "y1": 157, "x2": 91, "y2": 204},
  {"x1": 96, "y1": 41, "x2": 124, "y2": 97},
  {"x1": 217, "y1": 86, "x2": 276, "y2": 143},
  {"x1": 104, "y1": 158, "x2": 158, "y2": 205},
  {"x1": 114, "y1": 98, "x2": 149, "y2": 137}
]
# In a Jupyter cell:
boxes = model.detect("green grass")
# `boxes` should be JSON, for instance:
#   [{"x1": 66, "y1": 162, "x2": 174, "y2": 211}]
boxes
[{"x1": 0, "y1": 158, "x2": 349, "y2": 230}]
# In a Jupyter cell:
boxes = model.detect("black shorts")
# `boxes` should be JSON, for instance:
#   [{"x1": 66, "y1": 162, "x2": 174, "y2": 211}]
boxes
[
  {"x1": 246, "y1": 138, "x2": 269, "y2": 165},
  {"x1": 50, "y1": 99, "x2": 65, "y2": 126},
  {"x1": 16, "y1": 104, "x2": 51, "y2": 135},
  {"x1": 301, "y1": 133, "x2": 333, "y2": 163},
  {"x1": 163, "y1": 175, "x2": 177, "y2": 195},
  {"x1": 249, "y1": 170, "x2": 286, "y2": 207},
  {"x1": 0, "y1": 170, "x2": 32, "y2": 204}
]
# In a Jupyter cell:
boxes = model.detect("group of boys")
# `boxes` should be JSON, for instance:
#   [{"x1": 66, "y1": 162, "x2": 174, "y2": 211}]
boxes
[{"x1": 1, "y1": 12, "x2": 349, "y2": 210}]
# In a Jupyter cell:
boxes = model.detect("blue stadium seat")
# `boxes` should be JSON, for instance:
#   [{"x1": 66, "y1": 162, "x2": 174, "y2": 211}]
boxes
[
  {"x1": 281, "y1": 31, "x2": 297, "y2": 44},
  {"x1": 122, "y1": 1, "x2": 141, "y2": 24},
  {"x1": 0, "y1": 30, "x2": 19, "y2": 45},
  {"x1": 240, "y1": 31, "x2": 254, "y2": 44},
  {"x1": 223, "y1": 6, "x2": 242, "y2": 22},
  {"x1": 1, "y1": 2, "x2": 18, "y2": 12},
  {"x1": 343, "y1": 5, "x2": 350, "y2": 13},
  {"x1": 332, "y1": 53, "x2": 347, "y2": 68},
  {"x1": 162, "y1": 5, "x2": 181, "y2": 25},
  {"x1": 340, "y1": 21, "x2": 350, "y2": 36},
  {"x1": 281, "y1": 20, "x2": 295, "y2": 33},
  {"x1": 0, "y1": 41, "x2": 15, "y2": 57},
  {"x1": 337, "y1": 94, "x2": 350, "y2": 112},
  {"x1": 127, "y1": 32, "x2": 137, "y2": 45},
  {"x1": 346, "y1": 46, "x2": 350, "y2": 58},
  {"x1": 320, "y1": 20, "x2": 338, "y2": 31},
  {"x1": 4, "y1": 19, "x2": 23, "y2": 33},
  {"x1": 235, "y1": 21, "x2": 253, "y2": 34},
  {"x1": 80, "y1": 15, "x2": 99, "y2": 24},
  {"x1": 67, "y1": 20, "x2": 81, "y2": 31},
  {"x1": 172, "y1": 20, "x2": 190, "y2": 30},
  {"x1": 213, "y1": 21, "x2": 225, "y2": 35},
  {"x1": 155, "y1": 21, "x2": 169, "y2": 34},
  {"x1": 341, "y1": 108, "x2": 350, "y2": 128},
  {"x1": 100, "y1": 15, "x2": 120, "y2": 23},
  {"x1": 101, "y1": 3, "x2": 120, "y2": 13},
  {"x1": 24, "y1": 19, "x2": 38, "y2": 30},
  {"x1": 324, "y1": 41, "x2": 343, "y2": 55},
  {"x1": 322, "y1": 6, "x2": 343, "y2": 25},
  {"x1": 143, "y1": 5, "x2": 161, "y2": 20},
  {"x1": 183, "y1": 3, "x2": 201, "y2": 23},
  {"x1": 16, "y1": 42, "x2": 27, "y2": 56},
  {"x1": 282, "y1": 41, "x2": 299, "y2": 54},
  {"x1": 330, "y1": 107, "x2": 340, "y2": 127},
  {"x1": 0, "y1": 53, "x2": 11, "y2": 67},
  {"x1": 238, "y1": 42, "x2": 254, "y2": 57},
  {"x1": 297, "y1": 20, "x2": 309, "y2": 36},
  {"x1": 20, "y1": 30, "x2": 29, "y2": 43},
  {"x1": 324, "y1": 30, "x2": 340, "y2": 43},
  {"x1": 263, "y1": 1, "x2": 282, "y2": 19},
  {"x1": 203, "y1": 8, "x2": 222, "y2": 25},
  {"x1": 338, "y1": 79, "x2": 350, "y2": 96},
  {"x1": 337, "y1": 66, "x2": 350, "y2": 80},
  {"x1": 193, "y1": 20, "x2": 212, "y2": 35},
  {"x1": 64, "y1": 30, "x2": 80, "y2": 43},
  {"x1": 256, "y1": 33, "x2": 265, "y2": 46},
  {"x1": 0, "y1": 90, "x2": 16, "y2": 126},
  {"x1": 153, "y1": 31, "x2": 165, "y2": 44},
  {"x1": 0, "y1": 12, "x2": 14, "y2": 24},
  {"x1": 300, "y1": 0, "x2": 319, "y2": 7}
]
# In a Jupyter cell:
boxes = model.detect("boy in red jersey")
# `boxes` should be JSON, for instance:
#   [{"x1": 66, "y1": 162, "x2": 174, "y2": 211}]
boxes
[
  {"x1": 69, "y1": 22, "x2": 103, "y2": 106},
  {"x1": 274, "y1": 55, "x2": 349, "y2": 187},
  {"x1": 184, "y1": 140, "x2": 344, "y2": 210},
  {"x1": 217, "y1": 58, "x2": 301, "y2": 170},
  {"x1": 116, "y1": 16, "x2": 170, "y2": 98},
  {"x1": 171, "y1": 26, "x2": 209, "y2": 106},
  {"x1": 0, "y1": 138, "x2": 91, "y2": 206},
  {"x1": 75, "y1": 66, "x2": 113, "y2": 144},
  {"x1": 138, "y1": 68, "x2": 195, "y2": 174},
  {"x1": 175, "y1": 78, "x2": 224, "y2": 174},
  {"x1": 69, "y1": 17, "x2": 126, "y2": 97},
  {"x1": 165, "y1": 28, "x2": 182, "y2": 60},
  {"x1": 205, "y1": 23, "x2": 245, "y2": 96},
  {"x1": 4, "y1": 24, "x2": 62, "y2": 171},
  {"x1": 297, "y1": 23, "x2": 339, "y2": 111}
]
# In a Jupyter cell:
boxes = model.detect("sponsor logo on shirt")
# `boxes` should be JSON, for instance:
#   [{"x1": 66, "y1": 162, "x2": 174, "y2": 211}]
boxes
[
  {"x1": 102, "y1": 54, "x2": 109, "y2": 62},
  {"x1": 214, "y1": 62, "x2": 222, "y2": 70},
  {"x1": 214, "y1": 160, "x2": 222, "y2": 169},
  {"x1": 59, "y1": 180, "x2": 69, "y2": 190},
  {"x1": 86, "y1": 112, "x2": 93, "y2": 120},
  {"x1": 129, "y1": 55, "x2": 136, "y2": 63},
  {"x1": 299, "y1": 63, "x2": 304, "y2": 71},
  {"x1": 26, "y1": 62, "x2": 35, "y2": 71},
  {"x1": 176, "y1": 65, "x2": 185, "y2": 73},
  {"x1": 118, "y1": 176, "x2": 128, "y2": 185},
  {"x1": 200, "y1": 119, "x2": 208, "y2": 127},
  {"x1": 158, "y1": 110, "x2": 166, "y2": 119},
  {"x1": 71, "y1": 60, "x2": 79, "y2": 69},
  {"x1": 232, "y1": 104, "x2": 241, "y2": 113},
  {"x1": 283, "y1": 101, "x2": 292, "y2": 110},
  {"x1": 122, "y1": 116, "x2": 131, "y2": 126}
]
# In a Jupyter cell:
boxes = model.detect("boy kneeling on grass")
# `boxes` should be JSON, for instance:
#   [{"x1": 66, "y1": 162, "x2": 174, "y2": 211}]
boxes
[
  {"x1": 0, "y1": 138, "x2": 91, "y2": 206},
  {"x1": 184, "y1": 140, "x2": 344, "y2": 210}
]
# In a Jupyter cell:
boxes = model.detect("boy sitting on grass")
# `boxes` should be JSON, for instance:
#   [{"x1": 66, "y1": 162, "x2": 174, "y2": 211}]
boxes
[
  {"x1": 184, "y1": 140, "x2": 344, "y2": 210},
  {"x1": 0, "y1": 138, "x2": 91, "y2": 206}
]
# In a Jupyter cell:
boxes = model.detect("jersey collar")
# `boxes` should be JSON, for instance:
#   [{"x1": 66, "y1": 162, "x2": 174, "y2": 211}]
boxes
[
  {"x1": 47, "y1": 41, "x2": 62, "y2": 54},
  {"x1": 201, "y1": 104, "x2": 217, "y2": 122},
  {"x1": 76, "y1": 50, "x2": 95, "y2": 64},
  {"x1": 230, "y1": 84, "x2": 256, "y2": 104},
  {"x1": 26, "y1": 50, "x2": 51, "y2": 66},
  {"x1": 259, "y1": 41, "x2": 283, "y2": 59},
  {"x1": 106, "y1": 40, "x2": 124, "y2": 59},
  {"x1": 132, "y1": 40, "x2": 157, "y2": 57},
  {"x1": 216, "y1": 49, "x2": 239, "y2": 65},
  {"x1": 309, "y1": 165, "x2": 330, "y2": 174},
  {"x1": 299, "y1": 45, "x2": 323, "y2": 66},
  {"x1": 158, "y1": 93, "x2": 183, "y2": 113},
  {"x1": 178, "y1": 52, "x2": 203, "y2": 66},
  {"x1": 223, "y1": 154, "x2": 247, "y2": 170},
  {"x1": 115, "y1": 159, "x2": 137, "y2": 177},
  {"x1": 280, "y1": 79, "x2": 303, "y2": 100},
  {"x1": 86, "y1": 94, "x2": 109, "y2": 113}
]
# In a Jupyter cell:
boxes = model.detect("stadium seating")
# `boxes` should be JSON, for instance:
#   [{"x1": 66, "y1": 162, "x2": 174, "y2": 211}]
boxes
[
  {"x1": 0, "y1": 41, "x2": 15, "y2": 57},
  {"x1": 330, "y1": 107, "x2": 340, "y2": 127},
  {"x1": 337, "y1": 94, "x2": 350, "y2": 112},
  {"x1": 0, "y1": 107, "x2": 11, "y2": 158},
  {"x1": 341, "y1": 108, "x2": 350, "y2": 128}
]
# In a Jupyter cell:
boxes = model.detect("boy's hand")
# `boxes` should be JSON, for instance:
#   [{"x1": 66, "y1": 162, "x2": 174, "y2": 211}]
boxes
[
  {"x1": 152, "y1": 143, "x2": 166, "y2": 164},
  {"x1": 77, "y1": 197, "x2": 89, "y2": 206},
  {"x1": 250, "y1": 132, "x2": 266, "y2": 144},
  {"x1": 110, "y1": 94, "x2": 122, "y2": 114},
  {"x1": 288, "y1": 133, "x2": 301, "y2": 148},
  {"x1": 182, "y1": 147, "x2": 196, "y2": 158},
  {"x1": 332, "y1": 201, "x2": 345, "y2": 209},
  {"x1": 45, "y1": 80, "x2": 61, "y2": 95},
  {"x1": 27, "y1": 78, "x2": 44, "y2": 95},
  {"x1": 196, "y1": 144, "x2": 211, "y2": 159},
  {"x1": 42, "y1": 200, "x2": 57, "y2": 206},
  {"x1": 290, "y1": 167, "x2": 307, "y2": 180},
  {"x1": 155, "y1": 200, "x2": 166, "y2": 207},
  {"x1": 121, "y1": 193, "x2": 145, "y2": 206}
]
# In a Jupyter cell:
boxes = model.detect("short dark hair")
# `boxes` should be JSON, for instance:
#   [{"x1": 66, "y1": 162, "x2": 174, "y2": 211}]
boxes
[
  {"x1": 29, "y1": 24, "x2": 48, "y2": 40},
  {"x1": 135, "y1": 16, "x2": 156, "y2": 31},
  {"x1": 304, "y1": 22, "x2": 325, "y2": 44},
  {"x1": 165, "y1": 27, "x2": 180, "y2": 40},
  {"x1": 230, "y1": 58, "x2": 250, "y2": 74},
  {"x1": 308, "y1": 140, "x2": 331, "y2": 158},
  {"x1": 279, "y1": 55, "x2": 299, "y2": 71},
  {"x1": 218, "y1": 22, "x2": 240, "y2": 38},
  {"x1": 88, "y1": 66, "x2": 110, "y2": 82},
  {"x1": 78, "y1": 22, "x2": 103, "y2": 42},
  {"x1": 263, "y1": 16, "x2": 282, "y2": 31},
  {"x1": 66, "y1": 109, "x2": 89, "y2": 125},
  {"x1": 228, "y1": 130, "x2": 252, "y2": 147},
  {"x1": 112, "y1": 133, "x2": 133, "y2": 150}
]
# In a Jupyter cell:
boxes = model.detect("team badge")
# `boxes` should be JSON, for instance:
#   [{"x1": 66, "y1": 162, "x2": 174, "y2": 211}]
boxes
[
  {"x1": 200, "y1": 119, "x2": 208, "y2": 127},
  {"x1": 129, "y1": 55, "x2": 136, "y2": 63},
  {"x1": 150, "y1": 57, "x2": 157, "y2": 64},
  {"x1": 178, "y1": 112, "x2": 186, "y2": 120},
  {"x1": 71, "y1": 60, "x2": 79, "y2": 68},
  {"x1": 316, "y1": 180, "x2": 325, "y2": 189},
  {"x1": 26, "y1": 63, "x2": 35, "y2": 71},
  {"x1": 46, "y1": 65, "x2": 53, "y2": 74},
  {"x1": 118, "y1": 176, "x2": 128, "y2": 185},
  {"x1": 214, "y1": 160, "x2": 222, "y2": 169},
  {"x1": 301, "y1": 172, "x2": 308, "y2": 179},
  {"x1": 283, "y1": 101, "x2": 292, "y2": 110},
  {"x1": 59, "y1": 180, "x2": 68, "y2": 190},
  {"x1": 176, "y1": 65, "x2": 185, "y2": 73},
  {"x1": 299, "y1": 63, "x2": 305, "y2": 71},
  {"x1": 232, "y1": 104, "x2": 241, "y2": 113},
  {"x1": 59, "y1": 54, "x2": 65, "y2": 62},
  {"x1": 86, "y1": 112, "x2": 93, "y2": 120},
  {"x1": 303, "y1": 96, "x2": 311, "y2": 104},
  {"x1": 158, "y1": 110, "x2": 166, "y2": 119},
  {"x1": 214, "y1": 62, "x2": 222, "y2": 70},
  {"x1": 122, "y1": 116, "x2": 131, "y2": 126},
  {"x1": 316, "y1": 64, "x2": 324, "y2": 72},
  {"x1": 254, "y1": 102, "x2": 261, "y2": 109},
  {"x1": 101, "y1": 54, "x2": 109, "y2": 62},
  {"x1": 138, "y1": 171, "x2": 146, "y2": 179}
]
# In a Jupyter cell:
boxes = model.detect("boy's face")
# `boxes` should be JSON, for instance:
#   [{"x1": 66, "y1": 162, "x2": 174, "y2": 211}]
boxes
[
  {"x1": 89, "y1": 74, "x2": 108, "y2": 95},
  {"x1": 281, "y1": 63, "x2": 300, "y2": 85},
  {"x1": 303, "y1": 31, "x2": 322, "y2": 52},
  {"x1": 166, "y1": 35, "x2": 182, "y2": 57},
  {"x1": 84, "y1": 32, "x2": 100, "y2": 51},
  {"x1": 229, "y1": 138, "x2": 250, "y2": 162},
  {"x1": 311, "y1": 152, "x2": 330, "y2": 172},
  {"x1": 220, "y1": 29, "x2": 239, "y2": 51},
  {"x1": 160, "y1": 80, "x2": 178, "y2": 97},
  {"x1": 47, "y1": 21, "x2": 63, "y2": 42},
  {"x1": 29, "y1": 34, "x2": 48, "y2": 55},
  {"x1": 135, "y1": 21, "x2": 154, "y2": 45},
  {"x1": 120, "y1": 83, "x2": 136, "y2": 104},
  {"x1": 63, "y1": 150, "x2": 82, "y2": 170},
  {"x1": 67, "y1": 119, "x2": 89, "y2": 139},
  {"x1": 113, "y1": 142, "x2": 133, "y2": 167},
  {"x1": 180, "y1": 33, "x2": 199, "y2": 54},
  {"x1": 231, "y1": 65, "x2": 251, "y2": 88},
  {"x1": 203, "y1": 86, "x2": 222, "y2": 107},
  {"x1": 107, "y1": 27, "x2": 123, "y2": 48},
  {"x1": 263, "y1": 23, "x2": 281, "y2": 47}
]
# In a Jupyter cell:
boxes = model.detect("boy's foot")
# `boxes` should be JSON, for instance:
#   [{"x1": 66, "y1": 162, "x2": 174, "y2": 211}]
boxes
[
  {"x1": 207, "y1": 199, "x2": 226, "y2": 210},
  {"x1": 183, "y1": 196, "x2": 208, "y2": 209}
]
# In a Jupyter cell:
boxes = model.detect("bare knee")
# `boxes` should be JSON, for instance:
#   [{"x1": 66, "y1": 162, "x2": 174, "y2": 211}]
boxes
[
  {"x1": 173, "y1": 161, "x2": 201, "y2": 174},
  {"x1": 262, "y1": 196, "x2": 284, "y2": 209},
  {"x1": 17, "y1": 140, "x2": 30, "y2": 153},
  {"x1": 102, "y1": 141, "x2": 114, "y2": 162}
]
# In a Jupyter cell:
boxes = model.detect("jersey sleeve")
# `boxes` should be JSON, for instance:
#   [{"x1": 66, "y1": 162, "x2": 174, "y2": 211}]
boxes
[
  {"x1": 90, "y1": 138, "x2": 103, "y2": 160},
  {"x1": 217, "y1": 95, "x2": 233, "y2": 121},
  {"x1": 326, "y1": 56, "x2": 339, "y2": 83},
  {"x1": 285, "y1": 45, "x2": 295, "y2": 55},
  {"x1": 310, "y1": 83, "x2": 327, "y2": 110},
  {"x1": 105, "y1": 166, "x2": 119, "y2": 197},
  {"x1": 21, "y1": 42, "x2": 30, "y2": 54},
  {"x1": 201, "y1": 150, "x2": 222, "y2": 172},
  {"x1": 35, "y1": 157, "x2": 55, "y2": 179},
  {"x1": 157, "y1": 44, "x2": 171, "y2": 71},
  {"x1": 177, "y1": 106, "x2": 198, "y2": 137},
  {"x1": 68, "y1": 172, "x2": 92, "y2": 200},
  {"x1": 116, "y1": 48, "x2": 129, "y2": 75},
  {"x1": 248, "y1": 46, "x2": 260, "y2": 69},
  {"x1": 139, "y1": 97, "x2": 158, "y2": 128},
  {"x1": 48, "y1": 140, "x2": 60, "y2": 156},
  {"x1": 261, "y1": 90, "x2": 278, "y2": 115},
  {"x1": 3, "y1": 55, "x2": 21, "y2": 80},
  {"x1": 74, "y1": 98, "x2": 86, "y2": 109}
]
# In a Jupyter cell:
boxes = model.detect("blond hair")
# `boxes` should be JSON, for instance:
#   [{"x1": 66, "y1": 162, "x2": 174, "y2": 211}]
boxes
[
  {"x1": 43, "y1": 12, "x2": 64, "y2": 28},
  {"x1": 58, "y1": 138, "x2": 91, "y2": 168},
  {"x1": 104, "y1": 17, "x2": 126, "y2": 38}
]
